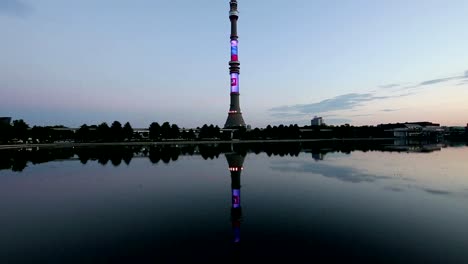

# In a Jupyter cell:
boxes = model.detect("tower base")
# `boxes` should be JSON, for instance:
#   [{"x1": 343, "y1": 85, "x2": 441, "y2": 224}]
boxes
[{"x1": 224, "y1": 113, "x2": 246, "y2": 128}]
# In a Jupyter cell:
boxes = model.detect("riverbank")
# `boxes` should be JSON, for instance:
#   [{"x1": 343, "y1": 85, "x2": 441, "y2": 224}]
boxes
[{"x1": 0, "y1": 138, "x2": 395, "y2": 150}]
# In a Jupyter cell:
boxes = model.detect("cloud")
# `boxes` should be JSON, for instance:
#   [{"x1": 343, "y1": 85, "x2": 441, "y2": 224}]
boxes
[
  {"x1": 419, "y1": 76, "x2": 461, "y2": 86},
  {"x1": 384, "y1": 186, "x2": 404, "y2": 192},
  {"x1": 271, "y1": 160, "x2": 391, "y2": 183},
  {"x1": 271, "y1": 93, "x2": 380, "y2": 113},
  {"x1": 424, "y1": 189, "x2": 452, "y2": 196},
  {"x1": 0, "y1": 0, "x2": 32, "y2": 17},
  {"x1": 379, "y1": 84, "x2": 400, "y2": 89},
  {"x1": 381, "y1": 109, "x2": 399, "y2": 112},
  {"x1": 270, "y1": 92, "x2": 410, "y2": 116},
  {"x1": 349, "y1": 114, "x2": 373, "y2": 117},
  {"x1": 270, "y1": 112, "x2": 310, "y2": 118},
  {"x1": 398, "y1": 70, "x2": 468, "y2": 90}
]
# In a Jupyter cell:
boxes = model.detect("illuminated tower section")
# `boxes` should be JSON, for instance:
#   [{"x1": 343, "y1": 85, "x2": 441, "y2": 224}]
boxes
[
  {"x1": 224, "y1": 0, "x2": 246, "y2": 128},
  {"x1": 226, "y1": 153, "x2": 245, "y2": 243}
]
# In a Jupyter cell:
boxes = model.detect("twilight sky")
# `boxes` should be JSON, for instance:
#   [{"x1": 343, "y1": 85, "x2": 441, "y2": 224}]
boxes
[{"x1": 1, "y1": 0, "x2": 468, "y2": 128}]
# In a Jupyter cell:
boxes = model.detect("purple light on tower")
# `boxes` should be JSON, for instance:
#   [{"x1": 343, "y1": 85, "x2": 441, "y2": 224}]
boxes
[
  {"x1": 231, "y1": 73, "x2": 239, "y2": 93},
  {"x1": 224, "y1": 0, "x2": 246, "y2": 128}
]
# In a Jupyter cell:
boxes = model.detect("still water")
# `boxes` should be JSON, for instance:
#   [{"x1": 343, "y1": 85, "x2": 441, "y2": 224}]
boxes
[{"x1": 1, "y1": 142, "x2": 468, "y2": 263}]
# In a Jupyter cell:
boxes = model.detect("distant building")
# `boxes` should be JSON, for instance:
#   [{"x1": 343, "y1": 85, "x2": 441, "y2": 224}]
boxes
[
  {"x1": 311, "y1": 116, "x2": 323, "y2": 126},
  {"x1": 0, "y1": 117, "x2": 12, "y2": 125},
  {"x1": 389, "y1": 123, "x2": 444, "y2": 139}
]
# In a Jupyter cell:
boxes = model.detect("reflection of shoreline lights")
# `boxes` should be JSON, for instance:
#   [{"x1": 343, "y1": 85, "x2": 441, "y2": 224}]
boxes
[
  {"x1": 229, "y1": 167, "x2": 243, "y2": 172},
  {"x1": 230, "y1": 73, "x2": 239, "y2": 93}
]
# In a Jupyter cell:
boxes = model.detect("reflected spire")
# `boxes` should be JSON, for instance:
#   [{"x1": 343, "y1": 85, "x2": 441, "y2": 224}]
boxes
[{"x1": 226, "y1": 153, "x2": 245, "y2": 244}]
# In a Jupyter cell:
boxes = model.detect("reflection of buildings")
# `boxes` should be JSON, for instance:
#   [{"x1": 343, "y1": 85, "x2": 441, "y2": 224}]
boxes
[
  {"x1": 226, "y1": 153, "x2": 244, "y2": 244},
  {"x1": 311, "y1": 152, "x2": 324, "y2": 161},
  {"x1": 386, "y1": 140, "x2": 445, "y2": 153}
]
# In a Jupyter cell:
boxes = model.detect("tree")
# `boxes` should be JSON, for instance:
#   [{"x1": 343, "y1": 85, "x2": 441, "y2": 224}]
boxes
[
  {"x1": 264, "y1": 125, "x2": 273, "y2": 139},
  {"x1": 149, "y1": 122, "x2": 161, "y2": 141},
  {"x1": 198, "y1": 124, "x2": 209, "y2": 139},
  {"x1": 161, "y1": 122, "x2": 171, "y2": 139},
  {"x1": 12, "y1": 119, "x2": 29, "y2": 140},
  {"x1": 97, "y1": 122, "x2": 110, "y2": 141},
  {"x1": 110, "y1": 121, "x2": 123, "y2": 141},
  {"x1": 170, "y1": 124, "x2": 180, "y2": 139},
  {"x1": 76, "y1": 124, "x2": 90, "y2": 142},
  {"x1": 123, "y1": 122, "x2": 133, "y2": 141}
]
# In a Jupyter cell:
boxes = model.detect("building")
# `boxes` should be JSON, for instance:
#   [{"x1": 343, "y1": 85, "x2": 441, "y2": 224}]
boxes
[
  {"x1": 224, "y1": 0, "x2": 246, "y2": 128},
  {"x1": 389, "y1": 123, "x2": 444, "y2": 139},
  {"x1": 0, "y1": 117, "x2": 12, "y2": 125},
  {"x1": 311, "y1": 116, "x2": 323, "y2": 126}
]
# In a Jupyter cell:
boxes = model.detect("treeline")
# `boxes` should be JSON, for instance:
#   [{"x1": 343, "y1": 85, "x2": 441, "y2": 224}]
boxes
[
  {"x1": 2, "y1": 119, "x2": 468, "y2": 144},
  {"x1": 0, "y1": 119, "x2": 225, "y2": 144},
  {"x1": 1, "y1": 140, "x2": 431, "y2": 172}
]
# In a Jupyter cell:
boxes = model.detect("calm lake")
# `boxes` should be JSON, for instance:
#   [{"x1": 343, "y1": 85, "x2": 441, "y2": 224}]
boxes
[{"x1": 1, "y1": 141, "x2": 468, "y2": 263}]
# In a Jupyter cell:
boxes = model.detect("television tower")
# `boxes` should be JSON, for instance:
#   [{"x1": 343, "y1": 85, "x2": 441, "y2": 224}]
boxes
[{"x1": 224, "y1": 0, "x2": 246, "y2": 128}]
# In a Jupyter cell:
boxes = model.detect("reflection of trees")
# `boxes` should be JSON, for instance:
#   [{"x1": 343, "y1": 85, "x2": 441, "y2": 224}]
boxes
[
  {"x1": 199, "y1": 145, "x2": 222, "y2": 160},
  {"x1": 1, "y1": 139, "x2": 451, "y2": 172},
  {"x1": 149, "y1": 146, "x2": 181, "y2": 164},
  {"x1": 0, "y1": 148, "x2": 75, "y2": 172},
  {"x1": 75, "y1": 147, "x2": 138, "y2": 166}
]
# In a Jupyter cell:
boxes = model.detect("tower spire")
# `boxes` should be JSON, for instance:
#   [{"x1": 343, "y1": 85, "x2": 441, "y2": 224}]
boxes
[{"x1": 224, "y1": 0, "x2": 246, "y2": 128}]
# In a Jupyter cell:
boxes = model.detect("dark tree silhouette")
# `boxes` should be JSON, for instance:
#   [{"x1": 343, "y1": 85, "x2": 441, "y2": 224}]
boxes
[
  {"x1": 161, "y1": 122, "x2": 171, "y2": 139},
  {"x1": 97, "y1": 122, "x2": 110, "y2": 142},
  {"x1": 75, "y1": 124, "x2": 90, "y2": 142},
  {"x1": 199, "y1": 124, "x2": 209, "y2": 139},
  {"x1": 123, "y1": 122, "x2": 133, "y2": 141},
  {"x1": 12, "y1": 119, "x2": 29, "y2": 141},
  {"x1": 110, "y1": 121, "x2": 123, "y2": 142},
  {"x1": 170, "y1": 124, "x2": 180, "y2": 139},
  {"x1": 149, "y1": 122, "x2": 161, "y2": 141}
]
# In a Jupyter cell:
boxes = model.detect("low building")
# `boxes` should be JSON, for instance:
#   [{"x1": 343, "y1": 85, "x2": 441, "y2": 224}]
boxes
[
  {"x1": 389, "y1": 123, "x2": 444, "y2": 139},
  {"x1": 0, "y1": 117, "x2": 12, "y2": 125}
]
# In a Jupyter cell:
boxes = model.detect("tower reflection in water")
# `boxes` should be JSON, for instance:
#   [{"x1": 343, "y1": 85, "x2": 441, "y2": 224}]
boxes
[{"x1": 226, "y1": 153, "x2": 244, "y2": 244}]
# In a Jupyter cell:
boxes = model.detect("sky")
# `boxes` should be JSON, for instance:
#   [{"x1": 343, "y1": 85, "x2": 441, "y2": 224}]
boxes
[{"x1": 1, "y1": 0, "x2": 468, "y2": 128}]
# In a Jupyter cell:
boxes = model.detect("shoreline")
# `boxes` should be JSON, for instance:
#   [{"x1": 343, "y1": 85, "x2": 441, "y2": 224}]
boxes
[{"x1": 0, "y1": 138, "x2": 395, "y2": 150}]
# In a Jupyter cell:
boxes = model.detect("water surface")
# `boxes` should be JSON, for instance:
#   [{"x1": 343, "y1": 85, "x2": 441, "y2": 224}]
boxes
[{"x1": 1, "y1": 142, "x2": 467, "y2": 263}]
